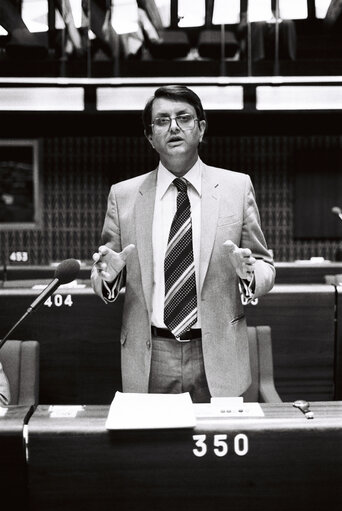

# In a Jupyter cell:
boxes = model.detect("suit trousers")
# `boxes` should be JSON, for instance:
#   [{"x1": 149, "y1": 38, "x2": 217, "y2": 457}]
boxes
[{"x1": 148, "y1": 335, "x2": 211, "y2": 403}]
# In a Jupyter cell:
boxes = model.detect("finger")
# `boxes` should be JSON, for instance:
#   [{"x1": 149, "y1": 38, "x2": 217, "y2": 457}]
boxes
[
  {"x1": 98, "y1": 245, "x2": 110, "y2": 256},
  {"x1": 223, "y1": 240, "x2": 237, "y2": 252},
  {"x1": 244, "y1": 258, "x2": 255, "y2": 267},
  {"x1": 101, "y1": 271, "x2": 111, "y2": 280},
  {"x1": 240, "y1": 248, "x2": 252, "y2": 258},
  {"x1": 120, "y1": 244, "x2": 135, "y2": 260},
  {"x1": 92, "y1": 252, "x2": 100, "y2": 263}
]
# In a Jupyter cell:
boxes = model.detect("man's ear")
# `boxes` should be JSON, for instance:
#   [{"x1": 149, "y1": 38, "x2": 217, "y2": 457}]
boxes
[
  {"x1": 198, "y1": 120, "x2": 206, "y2": 143},
  {"x1": 144, "y1": 130, "x2": 155, "y2": 149}
]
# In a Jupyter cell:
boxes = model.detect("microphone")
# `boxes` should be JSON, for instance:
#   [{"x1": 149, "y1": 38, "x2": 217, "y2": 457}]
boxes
[
  {"x1": 0, "y1": 258, "x2": 80, "y2": 350},
  {"x1": 27, "y1": 258, "x2": 80, "y2": 313},
  {"x1": 332, "y1": 206, "x2": 342, "y2": 221}
]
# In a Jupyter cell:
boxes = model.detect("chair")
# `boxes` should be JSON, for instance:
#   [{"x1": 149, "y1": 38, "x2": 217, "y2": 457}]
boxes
[
  {"x1": 147, "y1": 29, "x2": 191, "y2": 59},
  {"x1": 0, "y1": 340, "x2": 39, "y2": 406},
  {"x1": 198, "y1": 29, "x2": 239, "y2": 59},
  {"x1": 244, "y1": 326, "x2": 282, "y2": 403},
  {"x1": 325, "y1": 274, "x2": 342, "y2": 286}
]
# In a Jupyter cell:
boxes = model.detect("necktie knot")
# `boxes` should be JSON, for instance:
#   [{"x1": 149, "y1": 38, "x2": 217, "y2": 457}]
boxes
[{"x1": 173, "y1": 177, "x2": 187, "y2": 193}]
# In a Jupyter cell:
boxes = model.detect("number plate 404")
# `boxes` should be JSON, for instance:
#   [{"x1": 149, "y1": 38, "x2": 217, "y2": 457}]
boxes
[
  {"x1": 44, "y1": 294, "x2": 73, "y2": 307},
  {"x1": 192, "y1": 434, "x2": 249, "y2": 457}
]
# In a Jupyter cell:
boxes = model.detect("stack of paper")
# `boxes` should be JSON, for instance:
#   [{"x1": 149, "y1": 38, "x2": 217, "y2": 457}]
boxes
[{"x1": 105, "y1": 391, "x2": 196, "y2": 430}]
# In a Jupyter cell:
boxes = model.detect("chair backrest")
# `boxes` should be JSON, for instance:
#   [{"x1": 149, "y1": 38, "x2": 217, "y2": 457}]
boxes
[
  {"x1": 0, "y1": 340, "x2": 39, "y2": 406},
  {"x1": 244, "y1": 326, "x2": 282, "y2": 403}
]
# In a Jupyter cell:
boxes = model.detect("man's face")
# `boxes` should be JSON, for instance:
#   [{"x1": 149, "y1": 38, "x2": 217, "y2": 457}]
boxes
[{"x1": 146, "y1": 97, "x2": 206, "y2": 168}]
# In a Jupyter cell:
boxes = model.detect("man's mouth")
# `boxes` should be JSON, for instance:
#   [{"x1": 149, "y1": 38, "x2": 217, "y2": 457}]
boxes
[{"x1": 167, "y1": 137, "x2": 183, "y2": 144}]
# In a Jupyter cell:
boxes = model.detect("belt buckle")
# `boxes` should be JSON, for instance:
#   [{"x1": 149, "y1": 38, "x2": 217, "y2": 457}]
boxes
[{"x1": 175, "y1": 335, "x2": 191, "y2": 343}]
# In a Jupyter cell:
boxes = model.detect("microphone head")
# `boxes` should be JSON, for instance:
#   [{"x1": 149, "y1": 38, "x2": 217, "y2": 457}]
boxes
[
  {"x1": 332, "y1": 206, "x2": 342, "y2": 215},
  {"x1": 54, "y1": 259, "x2": 81, "y2": 284}
]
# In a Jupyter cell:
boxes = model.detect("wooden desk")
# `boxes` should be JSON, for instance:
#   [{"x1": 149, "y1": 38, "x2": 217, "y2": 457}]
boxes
[
  {"x1": 0, "y1": 406, "x2": 32, "y2": 506},
  {"x1": 0, "y1": 284, "x2": 337, "y2": 403},
  {"x1": 245, "y1": 284, "x2": 336, "y2": 401},
  {"x1": 1, "y1": 264, "x2": 91, "y2": 282},
  {"x1": 274, "y1": 261, "x2": 342, "y2": 284},
  {"x1": 27, "y1": 402, "x2": 342, "y2": 511},
  {"x1": 2, "y1": 262, "x2": 342, "y2": 285},
  {"x1": 336, "y1": 285, "x2": 342, "y2": 399},
  {"x1": 0, "y1": 287, "x2": 124, "y2": 404}
]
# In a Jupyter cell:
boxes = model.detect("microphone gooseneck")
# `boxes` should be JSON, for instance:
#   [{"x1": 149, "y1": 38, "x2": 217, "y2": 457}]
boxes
[{"x1": 0, "y1": 258, "x2": 81, "y2": 350}]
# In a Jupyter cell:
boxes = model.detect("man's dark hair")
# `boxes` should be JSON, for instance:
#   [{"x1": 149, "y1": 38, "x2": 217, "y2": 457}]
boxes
[{"x1": 142, "y1": 85, "x2": 207, "y2": 136}]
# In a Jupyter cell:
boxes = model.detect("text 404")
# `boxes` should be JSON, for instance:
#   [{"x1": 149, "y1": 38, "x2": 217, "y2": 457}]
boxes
[{"x1": 44, "y1": 294, "x2": 73, "y2": 307}]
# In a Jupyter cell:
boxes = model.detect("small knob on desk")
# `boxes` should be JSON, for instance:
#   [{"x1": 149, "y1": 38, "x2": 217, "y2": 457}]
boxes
[{"x1": 293, "y1": 400, "x2": 314, "y2": 419}]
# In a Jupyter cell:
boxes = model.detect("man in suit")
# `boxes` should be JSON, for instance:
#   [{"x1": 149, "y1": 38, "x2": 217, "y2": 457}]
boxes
[{"x1": 92, "y1": 85, "x2": 275, "y2": 402}]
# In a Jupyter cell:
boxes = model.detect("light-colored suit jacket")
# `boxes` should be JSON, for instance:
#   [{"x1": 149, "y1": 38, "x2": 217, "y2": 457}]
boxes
[{"x1": 91, "y1": 164, "x2": 275, "y2": 397}]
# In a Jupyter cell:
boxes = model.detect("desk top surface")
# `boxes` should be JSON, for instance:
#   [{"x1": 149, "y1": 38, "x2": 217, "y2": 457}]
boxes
[{"x1": 28, "y1": 402, "x2": 342, "y2": 433}]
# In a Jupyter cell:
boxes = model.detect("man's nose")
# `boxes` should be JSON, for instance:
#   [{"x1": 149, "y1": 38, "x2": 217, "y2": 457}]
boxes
[{"x1": 169, "y1": 118, "x2": 180, "y2": 131}]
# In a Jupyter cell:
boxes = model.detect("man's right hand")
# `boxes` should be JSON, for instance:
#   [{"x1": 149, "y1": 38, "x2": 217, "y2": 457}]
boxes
[{"x1": 92, "y1": 244, "x2": 135, "y2": 282}]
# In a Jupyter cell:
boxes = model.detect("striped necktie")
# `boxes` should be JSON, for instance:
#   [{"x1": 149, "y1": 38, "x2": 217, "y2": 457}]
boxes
[{"x1": 164, "y1": 177, "x2": 197, "y2": 339}]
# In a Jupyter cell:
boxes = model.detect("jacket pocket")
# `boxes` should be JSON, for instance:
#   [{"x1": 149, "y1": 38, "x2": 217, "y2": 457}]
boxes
[
  {"x1": 230, "y1": 313, "x2": 245, "y2": 325},
  {"x1": 217, "y1": 215, "x2": 238, "y2": 227}
]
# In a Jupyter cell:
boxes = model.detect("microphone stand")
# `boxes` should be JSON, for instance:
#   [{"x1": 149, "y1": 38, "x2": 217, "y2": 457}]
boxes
[{"x1": 0, "y1": 311, "x2": 30, "y2": 350}]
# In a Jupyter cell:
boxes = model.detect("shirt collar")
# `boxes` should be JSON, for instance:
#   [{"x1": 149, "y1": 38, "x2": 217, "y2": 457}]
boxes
[{"x1": 156, "y1": 158, "x2": 202, "y2": 200}]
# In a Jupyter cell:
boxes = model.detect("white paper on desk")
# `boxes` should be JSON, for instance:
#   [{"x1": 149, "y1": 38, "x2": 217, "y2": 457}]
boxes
[{"x1": 105, "y1": 391, "x2": 196, "y2": 430}]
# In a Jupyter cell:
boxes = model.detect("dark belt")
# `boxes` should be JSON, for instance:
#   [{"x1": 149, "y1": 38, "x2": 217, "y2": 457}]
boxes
[{"x1": 151, "y1": 326, "x2": 202, "y2": 341}]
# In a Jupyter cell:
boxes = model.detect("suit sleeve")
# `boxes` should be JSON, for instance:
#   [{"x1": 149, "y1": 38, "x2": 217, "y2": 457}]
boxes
[
  {"x1": 91, "y1": 185, "x2": 126, "y2": 303},
  {"x1": 240, "y1": 175, "x2": 275, "y2": 302}
]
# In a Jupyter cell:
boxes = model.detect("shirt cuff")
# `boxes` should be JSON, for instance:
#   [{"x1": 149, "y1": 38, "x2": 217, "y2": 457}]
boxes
[
  {"x1": 102, "y1": 271, "x2": 124, "y2": 302},
  {"x1": 239, "y1": 274, "x2": 256, "y2": 305}
]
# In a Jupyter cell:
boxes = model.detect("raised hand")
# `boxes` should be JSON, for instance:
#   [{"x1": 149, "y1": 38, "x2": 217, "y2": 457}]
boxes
[
  {"x1": 223, "y1": 240, "x2": 255, "y2": 281},
  {"x1": 92, "y1": 244, "x2": 135, "y2": 282}
]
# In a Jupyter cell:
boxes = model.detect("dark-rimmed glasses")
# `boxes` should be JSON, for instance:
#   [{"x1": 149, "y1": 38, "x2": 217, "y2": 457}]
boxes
[{"x1": 150, "y1": 114, "x2": 198, "y2": 131}]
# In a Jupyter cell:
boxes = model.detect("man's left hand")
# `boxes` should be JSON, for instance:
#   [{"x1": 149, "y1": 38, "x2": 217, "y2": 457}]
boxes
[{"x1": 223, "y1": 240, "x2": 256, "y2": 281}]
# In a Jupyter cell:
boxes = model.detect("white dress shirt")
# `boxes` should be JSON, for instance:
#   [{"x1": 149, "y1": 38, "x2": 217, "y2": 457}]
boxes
[{"x1": 151, "y1": 159, "x2": 203, "y2": 329}]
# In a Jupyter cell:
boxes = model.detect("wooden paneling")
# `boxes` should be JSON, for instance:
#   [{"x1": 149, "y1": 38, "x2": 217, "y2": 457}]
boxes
[
  {"x1": 0, "y1": 406, "x2": 31, "y2": 507},
  {"x1": 0, "y1": 288, "x2": 124, "y2": 404},
  {"x1": 1, "y1": 135, "x2": 342, "y2": 264},
  {"x1": 336, "y1": 285, "x2": 342, "y2": 399},
  {"x1": 27, "y1": 403, "x2": 342, "y2": 511},
  {"x1": 245, "y1": 284, "x2": 336, "y2": 401}
]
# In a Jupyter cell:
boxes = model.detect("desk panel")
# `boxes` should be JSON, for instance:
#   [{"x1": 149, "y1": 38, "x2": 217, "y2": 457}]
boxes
[
  {"x1": 27, "y1": 403, "x2": 342, "y2": 511},
  {"x1": 1, "y1": 265, "x2": 91, "y2": 281},
  {"x1": 246, "y1": 285, "x2": 336, "y2": 401},
  {"x1": 2, "y1": 262, "x2": 341, "y2": 285},
  {"x1": 0, "y1": 406, "x2": 32, "y2": 506},
  {"x1": 336, "y1": 286, "x2": 342, "y2": 399},
  {"x1": 274, "y1": 262, "x2": 342, "y2": 283},
  {"x1": 0, "y1": 288, "x2": 124, "y2": 404}
]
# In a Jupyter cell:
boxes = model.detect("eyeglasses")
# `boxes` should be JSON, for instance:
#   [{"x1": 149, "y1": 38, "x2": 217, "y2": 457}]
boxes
[{"x1": 150, "y1": 114, "x2": 198, "y2": 131}]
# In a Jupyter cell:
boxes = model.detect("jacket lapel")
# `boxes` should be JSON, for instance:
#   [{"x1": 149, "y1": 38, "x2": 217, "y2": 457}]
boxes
[
  {"x1": 134, "y1": 170, "x2": 157, "y2": 315},
  {"x1": 199, "y1": 166, "x2": 220, "y2": 294}
]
